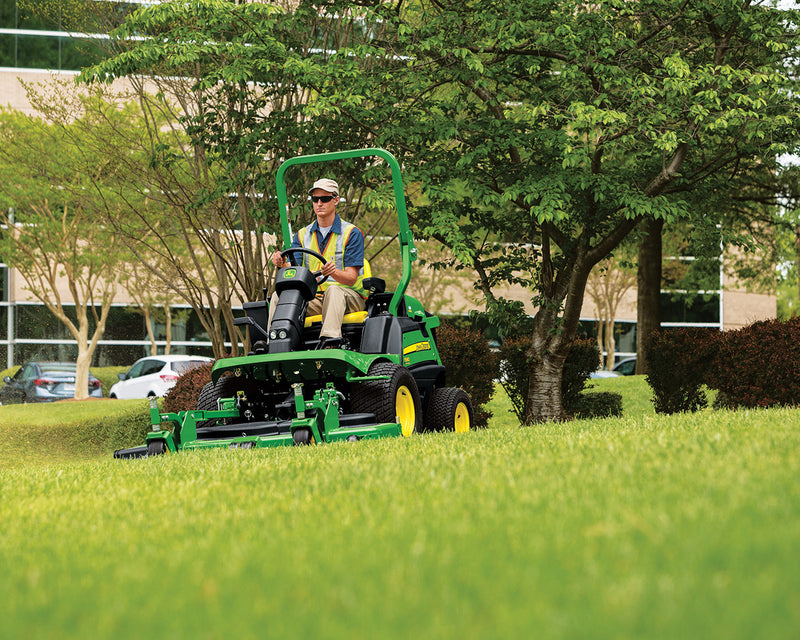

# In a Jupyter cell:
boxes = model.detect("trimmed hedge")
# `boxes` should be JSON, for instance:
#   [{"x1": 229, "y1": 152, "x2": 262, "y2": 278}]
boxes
[
  {"x1": 645, "y1": 327, "x2": 719, "y2": 414},
  {"x1": 707, "y1": 316, "x2": 800, "y2": 409},
  {"x1": 163, "y1": 362, "x2": 214, "y2": 413},
  {"x1": 571, "y1": 391, "x2": 623, "y2": 420},
  {"x1": 646, "y1": 317, "x2": 800, "y2": 412},
  {"x1": 562, "y1": 338, "x2": 601, "y2": 412}
]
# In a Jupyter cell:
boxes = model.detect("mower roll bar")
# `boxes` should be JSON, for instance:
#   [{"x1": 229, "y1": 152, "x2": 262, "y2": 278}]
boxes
[{"x1": 274, "y1": 148, "x2": 417, "y2": 319}]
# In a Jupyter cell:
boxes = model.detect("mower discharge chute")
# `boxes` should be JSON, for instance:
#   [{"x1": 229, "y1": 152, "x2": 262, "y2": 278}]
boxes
[{"x1": 114, "y1": 148, "x2": 474, "y2": 458}]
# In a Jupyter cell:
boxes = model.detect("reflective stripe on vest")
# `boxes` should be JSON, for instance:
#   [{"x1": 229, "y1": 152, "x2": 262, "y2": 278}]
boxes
[{"x1": 298, "y1": 221, "x2": 369, "y2": 298}]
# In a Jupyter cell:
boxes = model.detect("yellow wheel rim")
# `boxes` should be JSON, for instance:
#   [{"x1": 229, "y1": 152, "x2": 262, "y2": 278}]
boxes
[
  {"x1": 396, "y1": 385, "x2": 416, "y2": 437},
  {"x1": 453, "y1": 401, "x2": 471, "y2": 433}
]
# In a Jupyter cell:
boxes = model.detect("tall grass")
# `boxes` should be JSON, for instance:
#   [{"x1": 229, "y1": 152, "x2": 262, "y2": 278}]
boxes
[
  {"x1": 1, "y1": 378, "x2": 798, "y2": 639},
  {"x1": 0, "y1": 399, "x2": 151, "y2": 469}
]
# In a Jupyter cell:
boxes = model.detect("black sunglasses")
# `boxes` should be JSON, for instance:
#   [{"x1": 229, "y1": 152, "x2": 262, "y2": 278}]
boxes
[{"x1": 310, "y1": 195, "x2": 336, "y2": 203}]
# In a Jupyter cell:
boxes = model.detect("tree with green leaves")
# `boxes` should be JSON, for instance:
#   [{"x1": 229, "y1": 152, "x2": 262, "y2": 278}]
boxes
[
  {"x1": 586, "y1": 255, "x2": 637, "y2": 370},
  {"x1": 0, "y1": 106, "x2": 128, "y2": 398}
]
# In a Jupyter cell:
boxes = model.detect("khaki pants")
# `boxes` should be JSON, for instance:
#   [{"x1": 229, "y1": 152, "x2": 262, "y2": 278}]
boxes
[{"x1": 268, "y1": 285, "x2": 366, "y2": 339}]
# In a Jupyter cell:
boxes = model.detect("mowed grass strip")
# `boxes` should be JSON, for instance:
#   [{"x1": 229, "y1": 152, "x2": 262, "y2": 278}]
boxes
[{"x1": 1, "y1": 379, "x2": 798, "y2": 639}]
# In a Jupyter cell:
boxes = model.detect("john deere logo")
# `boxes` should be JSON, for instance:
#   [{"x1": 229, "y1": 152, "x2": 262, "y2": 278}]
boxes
[{"x1": 284, "y1": 268, "x2": 296, "y2": 278}]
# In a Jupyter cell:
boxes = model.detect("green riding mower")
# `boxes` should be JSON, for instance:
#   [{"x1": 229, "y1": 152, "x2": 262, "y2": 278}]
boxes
[{"x1": 114, "y1": 148, "x2": 474, "y2": 458}]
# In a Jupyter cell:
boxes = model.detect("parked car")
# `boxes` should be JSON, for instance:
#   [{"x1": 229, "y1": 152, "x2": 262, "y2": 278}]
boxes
[
  {"x1": 613, "y1": 357, "x2": 637, "y2": 376},
  {"x1": 109, "y1": 355, "x2": 213, "y2": 399},
  {"x1": 590, "y1": 368, "x2": 621, "y2": 379},
  {"x1": 0, "y1": 361, "x2": 104, "y2": 404}
]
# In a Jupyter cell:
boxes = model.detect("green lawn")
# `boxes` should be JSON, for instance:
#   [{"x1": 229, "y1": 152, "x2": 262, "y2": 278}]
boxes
[{"x1": 1, "y1": 377, "x2": 798, "y2": 639}]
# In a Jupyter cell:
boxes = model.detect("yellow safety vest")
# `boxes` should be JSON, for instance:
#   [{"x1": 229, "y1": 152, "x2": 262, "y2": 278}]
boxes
[{"x1": 298, "y1": 220, "x2": 370, "y2": 298}]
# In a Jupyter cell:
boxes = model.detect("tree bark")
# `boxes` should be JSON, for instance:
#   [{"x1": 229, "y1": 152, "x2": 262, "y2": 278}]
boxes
[
  {"x1": 523, "y1": 251, "x2": 592, "y2": 423},
  {"x1": 143, "y1": 306, "x2": 157, "y2": 356},
  {"x1": 636, "y1": 218, "x2": 664, "y2": 375}
]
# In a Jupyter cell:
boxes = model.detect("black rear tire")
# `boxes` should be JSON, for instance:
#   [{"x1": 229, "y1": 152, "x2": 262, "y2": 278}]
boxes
[
  {"x1": 351, "y1": 362, "x2": 422, "y2": 437},
  {"x1": 196, "y1": 375, "x2": 242, "y2": 427},
  {"x1": 424, "y1": 387, "x2": 473, "y2": 433}
]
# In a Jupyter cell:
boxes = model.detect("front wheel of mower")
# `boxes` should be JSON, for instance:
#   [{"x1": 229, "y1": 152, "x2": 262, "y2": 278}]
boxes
[
  {"x1": 351, "y1": 362, "x2": 422, "y2": 437},
  {"x1": 147, "y1": 439, "x2": 168, "y2": 456},
  {"x1": 425, "y1": 387, "x2": 474, "y2": 433},
  {"x1": 293, "y1": 428, "x2": 314, "y2": 446}
]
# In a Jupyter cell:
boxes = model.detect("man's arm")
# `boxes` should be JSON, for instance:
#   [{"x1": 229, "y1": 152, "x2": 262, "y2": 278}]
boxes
[
  {"x1": 319, "y1": 262, "x2": 358, "y2": 286},
  {"x1": 270, "y1": 233, "x2": 303, "y2": 267}
]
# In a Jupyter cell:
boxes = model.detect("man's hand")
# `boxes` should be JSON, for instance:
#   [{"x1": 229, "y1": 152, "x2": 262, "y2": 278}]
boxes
[
  {"x1": 319, "y1": 261, "x2": 337, "y2": 278},
  {"x1": 271, "y1": 250, "x2": 286, "y2": 268}
]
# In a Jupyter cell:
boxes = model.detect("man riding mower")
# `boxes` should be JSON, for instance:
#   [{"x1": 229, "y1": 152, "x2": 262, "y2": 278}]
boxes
[{"x1": 114, "y1": 148, "x2": 474, "y2": 458}]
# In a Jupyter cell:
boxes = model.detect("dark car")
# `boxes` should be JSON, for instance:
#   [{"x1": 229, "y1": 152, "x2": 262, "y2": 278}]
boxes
[{"x1": 0, "y1": 362, "x2": 103, "y2": 404}]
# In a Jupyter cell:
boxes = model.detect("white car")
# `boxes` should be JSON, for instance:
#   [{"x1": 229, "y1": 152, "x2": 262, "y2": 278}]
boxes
[{"x1": 109, "y1": 355, "x2": 212, "y2": 399}]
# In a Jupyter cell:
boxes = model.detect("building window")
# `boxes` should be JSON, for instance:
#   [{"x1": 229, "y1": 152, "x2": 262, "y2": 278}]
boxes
[
  {"x1": 0, "y1": 0, "x2": 143, "y2": 71},
  {"x1": 661, "y1": 291, "x2": 721, "y2": 325}
]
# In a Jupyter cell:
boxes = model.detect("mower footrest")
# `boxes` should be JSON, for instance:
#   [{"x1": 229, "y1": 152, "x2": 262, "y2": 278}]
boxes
[
  {"x1": 196, "y1": 419, "x2": 292, "y2": 440},
  {"x1": 337, "y1": 413, "x2": 379, "y2": 428}
]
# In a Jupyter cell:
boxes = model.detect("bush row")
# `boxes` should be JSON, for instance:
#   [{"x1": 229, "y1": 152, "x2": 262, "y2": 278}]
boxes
[{"x1": 646, "y1": 316, "x2": 800, "y2": 413}]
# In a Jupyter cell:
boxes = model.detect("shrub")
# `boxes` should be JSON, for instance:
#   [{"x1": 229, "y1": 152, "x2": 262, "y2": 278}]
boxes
[
  {"x1": 499, "y1": 336, "x2": 602, "y2": 422},
  {"x1": 163, "y1": 362, "x2": 214, "y2": 413},
  {"x1": 562, "y1": 339, "x2": 601, "y2": 413},
  {"x1": 706, "y1": 316, "x2": 800, "y2": 409},
  {"x1": 570, "y1": 391, "x2": 623, "y2": 420},
  {"x1": 436, "y1": 322, "x2": 500, "y2": 427},
  {"x1": 645, "y1": 327, "x2": 719, "y2": 414}
]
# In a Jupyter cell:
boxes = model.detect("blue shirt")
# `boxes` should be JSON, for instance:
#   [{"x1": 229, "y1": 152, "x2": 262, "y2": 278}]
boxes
[{"x1": 289, "y1": 214, "x2": 364, "y2": 269}]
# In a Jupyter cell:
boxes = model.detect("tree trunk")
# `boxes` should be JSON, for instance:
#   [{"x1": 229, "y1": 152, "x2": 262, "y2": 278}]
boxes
[
  {"x1": 795, "y1": 224, "x2": 800, "y2": 308},
  {"x1": 604, "y1": 318, "x2": 615, "y2": 369},
  {"x1": 74, "y1": 341, "x2": 92, "y2": 401},
  {"x1": 143, "y1": 306, "x2": 157, "y2": 356},
  {"x1": 165, "y1": 305, "x2": 172, "y2": 355},
  {"x1": 636, "y1": 218, "x2": 664, "y2": 375},
  {"x1": 522, "y1": 249, "x2": 592, "y2": 423},
  {"x1": 523, "y1": 347, "x2": 567, "y2": 423},
  {"x1": 596, "y1": 321, "x2": 605, "y2": 367}
]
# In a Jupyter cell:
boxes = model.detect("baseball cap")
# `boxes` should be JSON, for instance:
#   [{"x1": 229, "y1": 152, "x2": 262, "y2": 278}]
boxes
[{"x1": 308, "y1": 178, "x2": 339, "y2": 196}]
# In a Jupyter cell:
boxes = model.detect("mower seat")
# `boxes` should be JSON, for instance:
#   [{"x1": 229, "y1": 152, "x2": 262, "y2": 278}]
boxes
[
  {"x1": 301, "y1": 276, "x2": 388, "y2": 328},
  {"x1": 304, "y1": 310, "x2": 368, "y2": 328}
]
